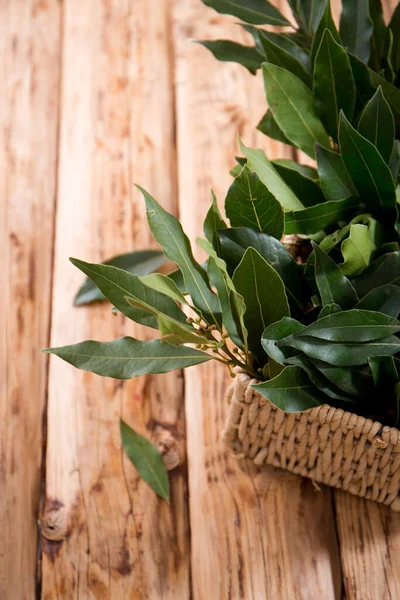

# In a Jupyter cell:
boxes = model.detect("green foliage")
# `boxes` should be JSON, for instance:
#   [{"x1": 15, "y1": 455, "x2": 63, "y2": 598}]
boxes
[
  {"x1": 253, "y1": 366, "x2": 326, "y2": 411},
  {"x1": 225, "y1": 165, "x2": 284, "y2": 238},
  {"x1": 71, "y1": 258, "x2": 188, "y2": 329},
  {"x1": 239, "y1": 139, "x2": 304, "y2": 210},
  {"x1": 232, "y1": 247, "x2": 289, "y2": 359},
  {"x1": 203, "y1": 191, "x2": 227, "y2": 245},
  {"x1": 47, "y1": 0, "x2": 400, "y2": 497},
  {"x1": 262, "y1": 63, "x2": 330, "y2": 158},
  {"x1": 197, "y1": 40, "x2": 264, "y2": 74},
  {"x1": 340, "y1": 0, "x2": 374, "y2": 63},
  {"x1": 43, "y1": 337, "x2": 212, "y2": 378},
  {"x1": 74, "y1": 250, "x2": 167, "y2": 306},
  {"x1": 201, "y1": 0, "x2": 290, "y2": 26},
  {"x1": 313, "y1": 30, "x2": 356, "y2": 138},
  {"x1": 358, "y1": 87, "x2": 395, "y2": 162},
  {"x1": 338, "y1": 112, "x2": 396, "y2": 211},
  {"x1": 120, "y1": 420, "x2": 169, "y2": 502}
]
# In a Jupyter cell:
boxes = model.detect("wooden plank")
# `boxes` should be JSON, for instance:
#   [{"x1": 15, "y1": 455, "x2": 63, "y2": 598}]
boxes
[
  {"x1": 41, "y1": 1, "x2": 190, "y2": 597},
  {"x1": 0, "y1": 1, "x2": 61, "y2": 598},
  {"x1": 173, "y1": 1, "x2": 342, "y2": 598},
  {"x1": 335, "y1": 492, "x2": 400, "y2": 600}
]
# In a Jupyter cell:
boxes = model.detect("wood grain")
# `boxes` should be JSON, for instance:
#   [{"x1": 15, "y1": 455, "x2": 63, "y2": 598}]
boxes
[
  {"x1": 0, "y1": 1, "x2": 61, "y2": 598},
  {"x1": 4, "y1": 0, "x2": 400, "y2": 596},
  {"x1": 173, "y1": 1, "x2": 342, "y2": 598},
  {"x1": 335, "y1": 492, "x2": 400, "y2": 600},
  {"x1": 41, "y1": 1, "x2": 189, "y2": 597}
]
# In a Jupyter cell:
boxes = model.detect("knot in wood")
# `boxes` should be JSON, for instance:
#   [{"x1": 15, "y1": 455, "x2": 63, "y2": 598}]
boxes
[
  {"x1": 155, "y1": 429, "x2": 181, "y2": 471},
  {"x1": 40, "y1": 500, "x2": 68, "y2": 541}
]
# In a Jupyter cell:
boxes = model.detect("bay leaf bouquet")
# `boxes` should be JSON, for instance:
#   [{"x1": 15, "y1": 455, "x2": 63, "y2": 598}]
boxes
[{"x1": 45, "y1": 0, "x2": 400, "y2": 500}]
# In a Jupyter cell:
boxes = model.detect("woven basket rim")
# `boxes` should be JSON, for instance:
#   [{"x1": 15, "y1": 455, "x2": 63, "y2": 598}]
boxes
[
  {"x1": 224, "y1": 371, "x2": 400, "y2": 509},
  {"x1": 228, "y1": 370, "x2": 400, "y2": 447}
]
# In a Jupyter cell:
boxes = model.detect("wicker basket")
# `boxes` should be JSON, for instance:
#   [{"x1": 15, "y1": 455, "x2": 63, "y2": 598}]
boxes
[{"x1": 223, "y1": 371, "x2": 400, "y2": 510}]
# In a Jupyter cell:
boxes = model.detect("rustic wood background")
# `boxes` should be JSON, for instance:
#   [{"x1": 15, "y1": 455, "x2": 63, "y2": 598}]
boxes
[{"x1": 2, "y1": 0, "x2": 400, "y2": 598}]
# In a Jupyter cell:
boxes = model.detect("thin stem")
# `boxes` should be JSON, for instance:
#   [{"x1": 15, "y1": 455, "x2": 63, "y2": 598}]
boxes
[
  {"x1": 220, "y1": 344, "x2": 259, "y2": 379},
  {"x1": 192, "y1": 324, "x2": 260, "y2": 379}
]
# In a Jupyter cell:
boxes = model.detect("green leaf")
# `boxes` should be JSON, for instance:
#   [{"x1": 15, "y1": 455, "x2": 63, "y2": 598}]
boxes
[
  {"x1": 139, "y1": 272, "x2": 189, "y2": 306},
  {"x1": 340, "y1": 223, "x2": 377, "y2": 276},
  {"x1": 139, "y1": 186, "x2": 221, "y2": 327},
  {"x1": 257, "y1": 31, "x2": 311, "y2": 86},
  {"x1": 286, "y1": 0, "x2": 308, "y2": 31},
  {"x1": 298, "y1": 309, "x2": 400, "y2": 342},
  {"x1": 197, "y1": 237, "x2": 248, "y2": 348},
  {"x1": 244, "y1": 28, "x2": 311, "y2": 71},
  {"x1": 284, "y1": 197, "x2": 361, "y2": 235},
  {"x1": 197, "y1": 40, "x2": 264, "y2": 74},
  {"x1": 370, "y1": 355, "x2": 399, "y2": 386},
  {"x1": 301, "y1": 0, "x2": 329, "y2": 34},
  {"x1": 390, "y1": 140, "x2": 400, "y2": 182},
  {"x1": 166, "y1": 268, "x2": 186, "y2": 294},
  {"x1": 338, "y1": 111, "x2": 396, "y2": 210},
  {"x1": 74, "y1": 250, "x2": 167, "y2": 306},
  {"x1": 262, "y1": 63, "x2": 330, "y2": 159},
  {"x1": 358, "y1": 87, "x2": 395, "y2": 163},
  {"x1": 232, "y1": 248, "x2": 289, "y2": 360},
  {"x1": 313, "y1": 29, "x2": 356, "y2": 139},
  {"x1": 266, "y1": 358, "x2": 284, "y2": 379},
  {"x1": 355, "y1": 284, "x2": 400, "y2": 317},
  {"x1": 340, "y1": 0, "x2": 373, "y2": 63},
  {"x1": 309, "y1": 358, "x2": 374, "y2": 396},
  {"x1": 316, "y1": 144, "x2": 358, "y2": 201},
  {"x1": 369, "y1": 355, "x2": 400, "y2": 424},
  {"x1": 253, "y1": 366, "x2": 325, "y2": 412},
  {"x1": 375, "y1": 242, "x2": 400, "y2": 257},
  {"x1": 352, "y1": 251, "x2": 400, "y2": 297},
  {"x1": 201, "y1": 0, "x2": 290, "y2": 25},
  {"x1": 272, "y1": 158, "x2": 318, "y2": 180},
  {"x1": 287, "y1": 0, "x2": 328, "y2": 36},
  {"x1": 207, "y1": 257, "x2": 245, "y2": 348},
  {"x1": 204, "y1": 191, "x2": 227, "y2": 245},
  {"x1": 217, "y1": 228, "x2": 307, "y2": 316},
  {"x1": 257, "y1": 110, "x2": 293, "y2": 145},
  {"x1": 157, "y1": 316, "x2": 208, "y2": 346},
  {"x1": 44, "y1": 337, "x2": 212, "y2": 378},
  {"x1": 369, "y1": 0, "x2": 387, "y2": 71},
  {"x1": 368, "y1": 60, "x2": 400, "y2": 120},
  {"x1": 319, "y1": 214, "x2": 373, "y2": 253},
  {"x1": 287, "y1": 354, "x2": 357, "y2": 402},
  {"x1": 124, "y1": 295, "x2": 190, "y2": 334},
  {"x1": 120, "y1": 420, "x2": 169, "y2": 502},
  {"x1": 318, "y1": 303, "x2": 342, "y2": 319},
  {"x1": 389, "y1": 5, "x2": 400, "y2": 74},
  {"x1": 225, "y1": 165, "x2": 284, "y2": 238},
  {"x1": 239, "y1": 139, "x2": 304, "y2": 211},
  {"x1": 348, "y1": 52, "x2": 400, "y2": 125},
  {"x1": 261, "y1": 316, "x2": 305, "y2": 365},
  {"x1": 313, "y1": 243, "x2": 359, "y2": 309},
  {"x1": 382, "y1": 28, "x2": 396, "y2": 83},
  {"x1": 70, "y1": 258, "x2": 187, "y2": 329},
  {"x1": 230, "y1": 163, "x2": 243, "y2": 178},
  {"x1": 278, "y1": 333, "x2": 400, "y2": 366},
  {"x1": 310, "y1": 0, "x2": 341, "y2": 65},
  {"x1": 272, "y1": 160, "x2": 326, "y2": 207}
]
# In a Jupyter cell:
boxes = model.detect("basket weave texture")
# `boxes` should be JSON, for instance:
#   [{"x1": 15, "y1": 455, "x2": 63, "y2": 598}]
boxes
[{"x1": 223, "y1": 372, "x2": 400, "y2": 510}]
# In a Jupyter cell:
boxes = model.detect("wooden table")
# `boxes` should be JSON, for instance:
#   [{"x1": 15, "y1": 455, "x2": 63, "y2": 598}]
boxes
[{"x1": 2, "y1": 0, "x2": 400, "y2": 597}]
